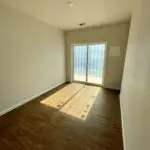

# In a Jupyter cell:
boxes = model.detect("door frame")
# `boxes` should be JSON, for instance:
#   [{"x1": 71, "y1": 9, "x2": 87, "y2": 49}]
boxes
[{"x1": 71, "y1": 42, "x2": 108, "y2": 87}]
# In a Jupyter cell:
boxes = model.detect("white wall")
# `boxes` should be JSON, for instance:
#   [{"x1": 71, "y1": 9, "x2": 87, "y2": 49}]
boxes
[
  {"x1": 65, "y1": 22, "x2": 130, "y2": 90},
  {"x1": 120, "y1": 0, "x2": 150, "y2": 150},
  {"x1": 0, "y1": 3, "x2": 66, "y2": 114}
]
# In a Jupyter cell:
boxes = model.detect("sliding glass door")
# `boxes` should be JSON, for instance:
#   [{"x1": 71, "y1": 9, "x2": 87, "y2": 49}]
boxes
[{"x1": 73, "y1": 43, "x2": 106, "y2": 85}]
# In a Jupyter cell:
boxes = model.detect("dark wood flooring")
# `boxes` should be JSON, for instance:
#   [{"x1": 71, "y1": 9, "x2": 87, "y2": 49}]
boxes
[{"x1": 0, "y1": 83, "x2": 123, "y2": 150}]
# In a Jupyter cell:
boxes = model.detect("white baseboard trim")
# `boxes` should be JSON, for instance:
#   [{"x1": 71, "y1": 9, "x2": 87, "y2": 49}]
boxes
[
  {"x1": 105, "y1": 86, "x2": 120, "y2": 91},
  {"x1": 119, "y1": 92, "x2": 127, "y2": 150},
  {"x1": 0, "y1": 81, "x2": 66, "y2": 116}
]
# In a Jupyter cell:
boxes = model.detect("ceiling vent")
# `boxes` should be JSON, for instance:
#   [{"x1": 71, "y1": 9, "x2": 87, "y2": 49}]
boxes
[{"x1": 65, "y1": 0, "x2": 74, "y2": 7}]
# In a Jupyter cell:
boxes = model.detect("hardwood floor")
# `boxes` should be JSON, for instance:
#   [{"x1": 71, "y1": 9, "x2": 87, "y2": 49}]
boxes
[{"x1": 0, "y1": 83, "x2": 123, "y2": 150}]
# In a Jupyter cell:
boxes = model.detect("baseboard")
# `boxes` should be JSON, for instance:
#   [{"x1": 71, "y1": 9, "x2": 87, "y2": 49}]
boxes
[
  {"x1": 119, "y1": 92, "x2": 127, "y2": 150},
  {"x1": 0, "y1": 81, "x2": 66, "y2": 116}
]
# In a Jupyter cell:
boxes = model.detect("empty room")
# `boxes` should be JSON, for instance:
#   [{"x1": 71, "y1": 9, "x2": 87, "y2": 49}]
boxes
[{"x1": 0, "y1": 0, "x2": 150, "y2": 150}]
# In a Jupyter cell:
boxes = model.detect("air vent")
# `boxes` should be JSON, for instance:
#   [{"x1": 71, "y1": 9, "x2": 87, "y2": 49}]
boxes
[
  {"x1": 66, "y1": 0, "x2": 74, "y2": 7},
  {"x1": 79, "y1": 23, "x2": 86, "y2": 26}
]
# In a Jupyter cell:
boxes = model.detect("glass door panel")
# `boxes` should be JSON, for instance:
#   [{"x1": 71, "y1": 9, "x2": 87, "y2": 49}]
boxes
[
  {"x1": 87, "y1": 44, "x2": 105, "y2": 85},
  {"x1": 73, "y1": 45, "x2": 87, "y2": 82}
]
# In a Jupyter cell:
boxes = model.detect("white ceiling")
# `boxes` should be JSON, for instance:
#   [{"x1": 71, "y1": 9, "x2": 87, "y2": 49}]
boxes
[{"x1": 1, "y1": 0, "x2": 133, "y2": 30}]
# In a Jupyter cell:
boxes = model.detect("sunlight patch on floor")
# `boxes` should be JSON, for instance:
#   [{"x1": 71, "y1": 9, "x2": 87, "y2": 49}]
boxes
[
  {"x1": 40, "y1": 83, "x2": 100, "y2": 120},
  {"x1": 40, "y1": 83, "x2": 83, "y2": 108}
]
